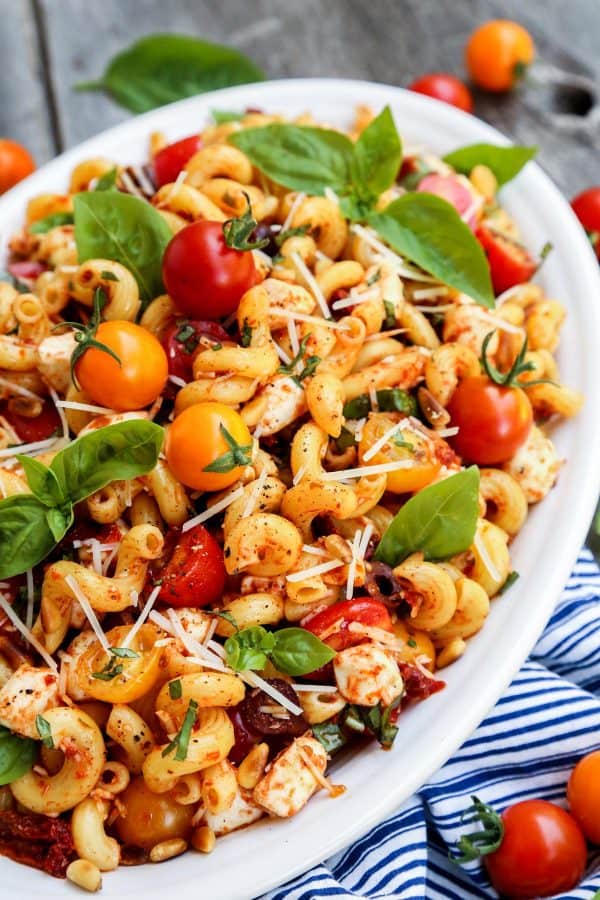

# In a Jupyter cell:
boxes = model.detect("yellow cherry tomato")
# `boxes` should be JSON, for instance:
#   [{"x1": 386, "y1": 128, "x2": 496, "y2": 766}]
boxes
[
  {"x1": 165, "y1": 401, "x2": 253, "y2": 491},
  {"x1": 77, "y1": 624, "x2": 162, "y2": 703},
  {"x1": 466, "y1": 20, "x2": 535, "y2": 92},
  {"x1": 75, "y1": 321, "x2": 168, "y2": 411},
  {"x1": 358, "y1": 412, "x2": 441, "y2": 494}
]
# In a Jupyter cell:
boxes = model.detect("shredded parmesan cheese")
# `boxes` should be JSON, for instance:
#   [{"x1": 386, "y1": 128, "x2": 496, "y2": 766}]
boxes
[
  {"x1": 321, "y1": 459, "x2": 416, "y2": 480},
  {"x1": 119, "y1": 169, "x2": 145, "y2": 198},
  {"x1": 64, "y1": 574, "x2": 110, "y2": 653},
  {"x1": 163, "y1": 608, "x2": 228, "y2": 672},
  {"x1": 296, "y1": 745, "x2": 343, "y2": 796},
  {"x1": 358, "y1": 522, "x2": 374, "y2": 558},
  {"x1": 287, "y1": 318, "x2": 300, "y2": 355},
  {"x1": 474, "y1": 530, "x2": 502, "y2": 584},
  {"x1": 290, "y1": 252, "x2": 330, "y2": 318},
  {"x1": 412, "y1": 287, "x2": 451, "y2": 301},
  {"x1": 0, "y1": 378, "x2": 43, "y2": 402},
  {"x1": 0, "y1": 436, "x2": 57, "y2": 458},
  {"x1": 273, "y1": 340, "x2": 292, "y2": 366},
  {"x1": 241, "y1": 467, "x2": 269, "y2": 519},
  {"x1": 301, "y1": 544, "x2": 329, "y2": 557},
  {"x1": 292, "y1": 464, "x2": 307, "y2": 486},
  {"x1": 350, "y1": 224, "x2": 438, "y2": 282},
  {"x1": 168, "y1": 375, "x2": 187, "y2": 389},
  {"x1": 286, "y1": 559, "x2": 344, "y2": 582},
  {"x1": 269, "y1": 307, "x2": 349, "y2": 331},
  {"x1": 121, "y1": 584, "x2": 161, "y2": 649},
  {"x1": 436, "y1": 426, "x2": 460, "y2": 438},
  {"x1": 241, "y1": 669, "x2": 303, "y2": 716},
  {"x1": 55, "y1": 400, "x2": 117, "y2": 415},
  {"x1": 281, "y1": 191, "x2": 306, "y2": 232},
  {"x1": 290, "y1": 683, "x2": 338, "y2": 693},
  {"x1": 181, "y1": 485, "x2": 245, "y2": 531},
  {"x1": 0, "y1": 593, "x2": 57, "y2": 671},
  {"x1": 25, "y1": 569, "x2": 34, "y2": 631},
  {"x1": 361, "y1": 419, "x2": 407, "y2": 463},
  {"x1": 368, "y1": 385, "x2": 379, "y2": 411},
  {"x1": 345, "y1": 528, "x2": 362, "y2": 600}
]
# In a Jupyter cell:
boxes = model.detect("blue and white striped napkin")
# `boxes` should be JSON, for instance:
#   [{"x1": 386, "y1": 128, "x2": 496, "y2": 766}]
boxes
[{"x1": 262, "y1": 549, "x2": 600, "y2": 899}]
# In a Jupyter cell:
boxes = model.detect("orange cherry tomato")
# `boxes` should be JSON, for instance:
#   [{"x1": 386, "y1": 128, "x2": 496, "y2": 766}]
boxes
[
  {"x1": 466, "y1": 20, "x2": 535, "y2": 92},
  {"x1": 115, "y1": 776, "x2": 195, "y2": 849},
  {"x1": 165, "y1": 401, "x2": 253, "y2": 492},
  {"x1": 77, "y1": 625, "x2": 163, "y2": 703},
  {"x1": 358, "y1": 413, "x2": 441, "y2": 493},
  {"x1": 408, "y1": 73, "x2": 473, "y2": 113},
  {"x1": 75, "y1": 321, "x2": 168, "y2": 411},
  {"x1": 0, "y1": 139, "x2": 35, "y2": 194},
  {"x1": 568, "y1": 749, "x2": 600, "y2": 843}
]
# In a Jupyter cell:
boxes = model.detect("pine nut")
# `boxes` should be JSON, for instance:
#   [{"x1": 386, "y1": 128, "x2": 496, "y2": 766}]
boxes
[
  {"x1": 149, "y1": 838, "x2": 188, "y2": 863},
  {"x1": 191, "y1": 825, "x2": 216, "y2": 854},
  {"x1": 238, "y1": 742, "x2": 269, "y2": 790},
  {"x1": 66, "y1": 859, "x2": 102, "y2": 892},
  {"x1": 436, "y1": 638, "x2": 467, "y2": 668}
]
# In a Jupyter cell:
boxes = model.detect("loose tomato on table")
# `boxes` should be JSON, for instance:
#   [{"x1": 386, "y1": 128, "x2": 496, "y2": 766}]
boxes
[
  {"x1": 156, "y1": 523, "x2": 226, "y2": 608},
  {"x1": 408, "y1": 74, "x2": 473, "y2": 113},
  {"x1": 162, "y1": 199, "x2": 267, "y2": 319},
  {"x1": 571, "y1": 187, "x2": 600, "y2": 259},
  {"x1": 466, "y1": 20, "x2": 535, "y2": 92},
  {"x1": 0, "y1": 139, "x2": 35, "y2": 194},
  {"x1": 1, "y1": 397, "x2": 61, "y2": 442},
  {"x1": 567, "y1": 748, "x2": 600, "y2": 843},
  {"x1": 161, "y1": 319, "x2": 229, "y2": 383},
  {"x1": 304, "y1": 598, "x2": 393, "y2": 652},
  {"x1": 476, "y1": 224, "x2": 538, "y2": 294},
  {"x1": 165, "y1": 401, "x2": 253, "y2": 492},
  {"x1": 358, "y1": 413, "x2": 442, "y2": 493},
  {"x1": 153, "y1": 134, "x2": 202, "y2": 188}
]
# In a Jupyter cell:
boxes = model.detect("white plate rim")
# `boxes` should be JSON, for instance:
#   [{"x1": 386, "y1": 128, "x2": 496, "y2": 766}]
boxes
[{"x1": 1, "y1": 77, "x2": 600, "y2": 900}]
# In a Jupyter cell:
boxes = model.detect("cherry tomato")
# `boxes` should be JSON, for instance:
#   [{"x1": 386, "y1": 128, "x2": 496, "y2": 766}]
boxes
[
  {"x1": 1, "y1": 397, "x2": 61, "y2": 442},
  {"x1": 161, "y1": 319, "x2": 229, "y2": 383},
  {"x1": 153, "y1": 134, "x2": 202, "y2": 188},
  {"x1": 162, "y1": 220, "x2": 257, "y2": 319},
  {"x1": 571, "y1": 187, "x2": 600, "y2": 259},
  {"x1": 7, "y1": 260, "x2": 47, "y2": 283},
  {"x1": 466, "y1": 20, "x2": 535, "y2": 93},
  {"x1": 447, "y1": 376, "x2": 532, "y2": 465},
  {"x1": 157, "y1": 523, "x2": 226, "y2": 608},
  {"x1": 115, "y1": 776, "x2": 195, "y2": 849},
  {"x1": 358, "y1": 413, "x2": 441, "y2": 493},
  {"x1": 0, "y1": 139, "x2": 35, "y2": 194},
  {"x1": 165, "y1": 401, "x2": 253, "y2": 492},
  {"x1": 476, "y1": 224, "x2": 538, "y2": 294},
  {"x1": 568, "y1": 749, "x2": 600, "y2": 843},
  {"x1": 418, "y1": 173, "x2": 477, "y2": 226},
  {"x1": 485, "y1": 800, "x2": 587, "y2": 898},
  {"x1": 408, "y1": 74, "x2": 473, "y2": 113},
  {"x1": 305, "y1": 598, "x2": 393, "y2": 652},
  {"x1": 77, "y1": 625, "x2": 163, "y2": 703},
  {"x1": 75, "y1": 321, "x2": 168, "y2": 411}
]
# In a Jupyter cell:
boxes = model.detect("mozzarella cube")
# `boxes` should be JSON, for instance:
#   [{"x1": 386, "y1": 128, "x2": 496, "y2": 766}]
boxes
[
  {"x1": 333, "y1": 643, "x2": 404, "y2": 707},
  {"x1": 253, "y1": 734, "x2": 327, "y2": 818},
  {"x1": 0, "y1": 664, "x2": 59, "y2": 738}
]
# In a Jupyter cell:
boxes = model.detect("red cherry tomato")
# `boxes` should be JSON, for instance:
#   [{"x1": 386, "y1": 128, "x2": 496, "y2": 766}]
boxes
[
  {"x1": 418, "y1": 174, "x2": 477, "y2": 225},
  {"x1": 162, "y1": 220, "x2": 257, "y2": 319},
  {"x1": 484, "y1": 800, "x2": 587, "y2": 898},
  {"x1": 153, "y1": 135, "x2": 202, "y2": 188},
  {"x1": 7, "y1": 260, "x2": 47, "y2": 283},
  {"x1": 571, "y1": 187, "x2": 600, "y2": 258},
  {"x1": 476, "y1": 224, "x2": 538, "y2": 294},
  {"x1": 567, "y1": 748, "x2": 600, "y2": 843},
  {"x1": 157, "y1": 524, "x2": 226, "y2": 608},
  {"x1": 408, "y1": 73, "x2": 473, "y2": 113},
  {"x1": 161, "y1": 319, "x2": 229, "y2": 383},
  {"x1": 1, "y1": 397, "x2": 61, "y2": 443},
  {"x1": 304, "y1": 598, "x2": 393, "y2": 652},
  {"x1": 447, "y1": 376, "x2": 532, "y2": 465}
]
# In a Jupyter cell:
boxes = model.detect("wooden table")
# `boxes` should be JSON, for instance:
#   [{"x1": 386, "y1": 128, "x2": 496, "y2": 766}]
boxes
[{"x1": 2, "y1": 0, "x2": 600, "y2": 547}]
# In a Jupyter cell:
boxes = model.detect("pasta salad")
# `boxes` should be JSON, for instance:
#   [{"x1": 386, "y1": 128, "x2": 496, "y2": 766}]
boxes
[{"x1": 0, "y1": 104, "x2": 583, "y2": 890}]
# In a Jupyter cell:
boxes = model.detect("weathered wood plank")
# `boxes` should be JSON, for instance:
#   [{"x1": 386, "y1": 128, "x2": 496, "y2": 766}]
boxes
[
  {"x1": 39, "y1": 0, "x2": 599, "y2": 196},
  {"x1": 0, "y1": 0, "x2": 56, "y2": 163}
]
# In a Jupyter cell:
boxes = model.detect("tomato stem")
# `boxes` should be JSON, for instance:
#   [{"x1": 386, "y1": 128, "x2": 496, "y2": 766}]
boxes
[
  {"x1": 202, "y1": 423, "x2": 253, "y2": 473},
  {"x1": 449, "y1": 795, "x2": 504, "y2": 864},
  {"x1": 60, "y1": 287, "x2": 122, "y2": 389},
  {"x1": 480, "y1": 330, "x2": 554, "y2": 389},
  {"x1": 222, "y1": 193, "x2": 270, "y2": 251}
]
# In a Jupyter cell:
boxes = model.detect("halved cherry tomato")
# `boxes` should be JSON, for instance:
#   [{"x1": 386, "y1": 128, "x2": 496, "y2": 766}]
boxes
[
  {"x1": 115, "y1": 776, "x2": 195, "y2": 849},
  {"x1": 153, "y1": 134, "x2": 202, "y2": 188},
  {"x1": 157, "y1": 523, "x2": 226, "y2": 608},
  {"x1": 408, "y1": 74, "x2": 473, "y2": 113},
  {"x1": 571, "y1": 187, "x2": 600, "y2": 259},
  {"x1": 476, "y1": 223, "x2": 538, "y2": 294},
  {"x1": 567, "y1": 749, "x2": 600, "y2": 843},
  {"x1": 304, "y1": 598, "x2": 393, "y2": 652},
  {"x1": 447, "y1": 376, "x2": 532, "y2": 464},
  {"x1": 162, "y1": 220, "x2": 257, "y2": 319},
  {"x1": 0, "y1": 139, "x2": 35, "y2": 194},
  {"x1": 75, "y1": 321, "x2": 168, "y2": 411},
  {"x1": 78, "y1": 624, "x2": 163, "y2": 703},
  {"x1": 161, "y1": 319, "x2": 229, "y2": 383},
  {"x1": 418, "y1": 173, "x2": 477, "y2": 226},
  {"x1": 484, "y1": 800, "x2": 587, "y2": 898},
  {"x1": 165, "y1": 401, "x2": 253, "y2": 492},
  {"x1": 466, "y1": 20, "x2": 535, "y2": 92},
  {"x1": 358, "y1": 413, "x2": 442, "y2": 493},
  {"x1": 1, "y1": 397, "x2": 61, "y2": 442}
]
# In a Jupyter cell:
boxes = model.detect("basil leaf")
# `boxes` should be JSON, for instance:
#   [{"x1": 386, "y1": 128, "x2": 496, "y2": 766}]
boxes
[
  {"x1": 271, "y1": 628, "x2": 335, "y2": 676},
  {"x1": 374, "y1": 466, "x2": 480, "y2": 566},
  {"x1": 75, "y1": 34, "x2": 264, "y2": 113},
  {"x1": 50, "y1": 420, "x2": 164, "y2": 504},
  {"x1": 350, "y1": 106, "x2": 402, "y2": 201},
  {"x1": 230, "y1": 124, "x2": 354, "y2": 195},
  {"x1": 94, "y1": 167, "x2": 118, "y2": 191},
  {"x1": 212, "y1": 109, "x2": 244, "y2": 124},
  {"x1": 74, "y1": 191, "x2": 172, "y2": 304},
  {"x1": 312, "y1": 722, "x2": 348, "y2": 754},
  {"x1": 0, "y1": 495, "x2": 57, "y2": 579},
  {"x1": 224, "y1": 625, "x2": 276, "y2": 672},
  {"x1": 343, "y1": 387, "x2": 417, "y2": 420},
  {"x1": 29, "y1": 212, "x2": 74, "y2": 234},
  {"x1": 169, "y1": 679, "x2": 183, "y2": 700},
  {"x1": 45, "y1": 507, "x2": 73, "y2": 543},
  {"x1": 35, "y1": 714, "x2": 54, "y2": 749},
  {"x1": 443, "y1": 144, "x2": 537, "y2": 187},
  {"x1": 0, "y1": 726, "x2": 36, "y2": 785},
  {"x1": 17, "y1": 456, "x2": 66, "y2": 507},
  {"x1": 369, "y1": 194, "x2": 495, "y2": 308}
]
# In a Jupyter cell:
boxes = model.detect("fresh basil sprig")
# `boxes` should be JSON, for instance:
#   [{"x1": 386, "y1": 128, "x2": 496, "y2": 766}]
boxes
[
  {"x1": 224, "y1": 625, "x2": 335, "y2": 676},
  {"x1": 343, "y1": 387, "x2": 417, "y2": 420},
  {"x1": 75, "y1": 34, "x2": 264, "y2": 113},
  {"x1": 73, "y1": 191, "x2": 172, "y2": 305},
  {"x1": 374, "y1": 466, "x2": 480, "y2": 566},
  {"x1": 0, "y1": 420, "x2": 164, "y2": 579},
  {"x1": 368, "y1": 194, "x2": 495, "y2": 308},
  {"x1": 29, "y1": 212, "x2": 74, "y2": 234},
  {"x1": 0, "y1": 725, "x2": 36, "y2": 785},
  {"x1": 443, "y1": 143, "x2": 537, "y2": 187}
]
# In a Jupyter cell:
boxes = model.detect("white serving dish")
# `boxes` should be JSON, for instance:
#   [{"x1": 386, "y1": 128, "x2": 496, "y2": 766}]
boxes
[{"x1": 1, "y1": 78, "x2": 600, "y2": 900}]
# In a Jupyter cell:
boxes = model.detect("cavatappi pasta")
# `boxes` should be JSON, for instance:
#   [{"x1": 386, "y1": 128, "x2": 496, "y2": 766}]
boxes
[{"x1": 0, "y1": 104, "x2": 582, "y2": 886}]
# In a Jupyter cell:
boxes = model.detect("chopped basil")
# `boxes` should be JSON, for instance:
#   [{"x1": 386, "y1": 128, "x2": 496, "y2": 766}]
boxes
[
  {"x1": 162, "y1": 699, "x2": 198, "y2": 761},
  {"x1": 35, "y1": 714, "x2": 54, "y2": 749},
  {"x1": 240, "y1": 319, "x2": 253, "y2": 347},
  {"x1": 343, "y1": 387, "x2": 417, "y2": 420},
  {"x1": 169, "y1": 679, "x2": 183, "y2": 700}
]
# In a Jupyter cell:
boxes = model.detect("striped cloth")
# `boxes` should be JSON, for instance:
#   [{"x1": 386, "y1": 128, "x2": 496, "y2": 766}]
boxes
[{"x1": 262, "y1": 549, "x2": 600, "y2": 900}]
